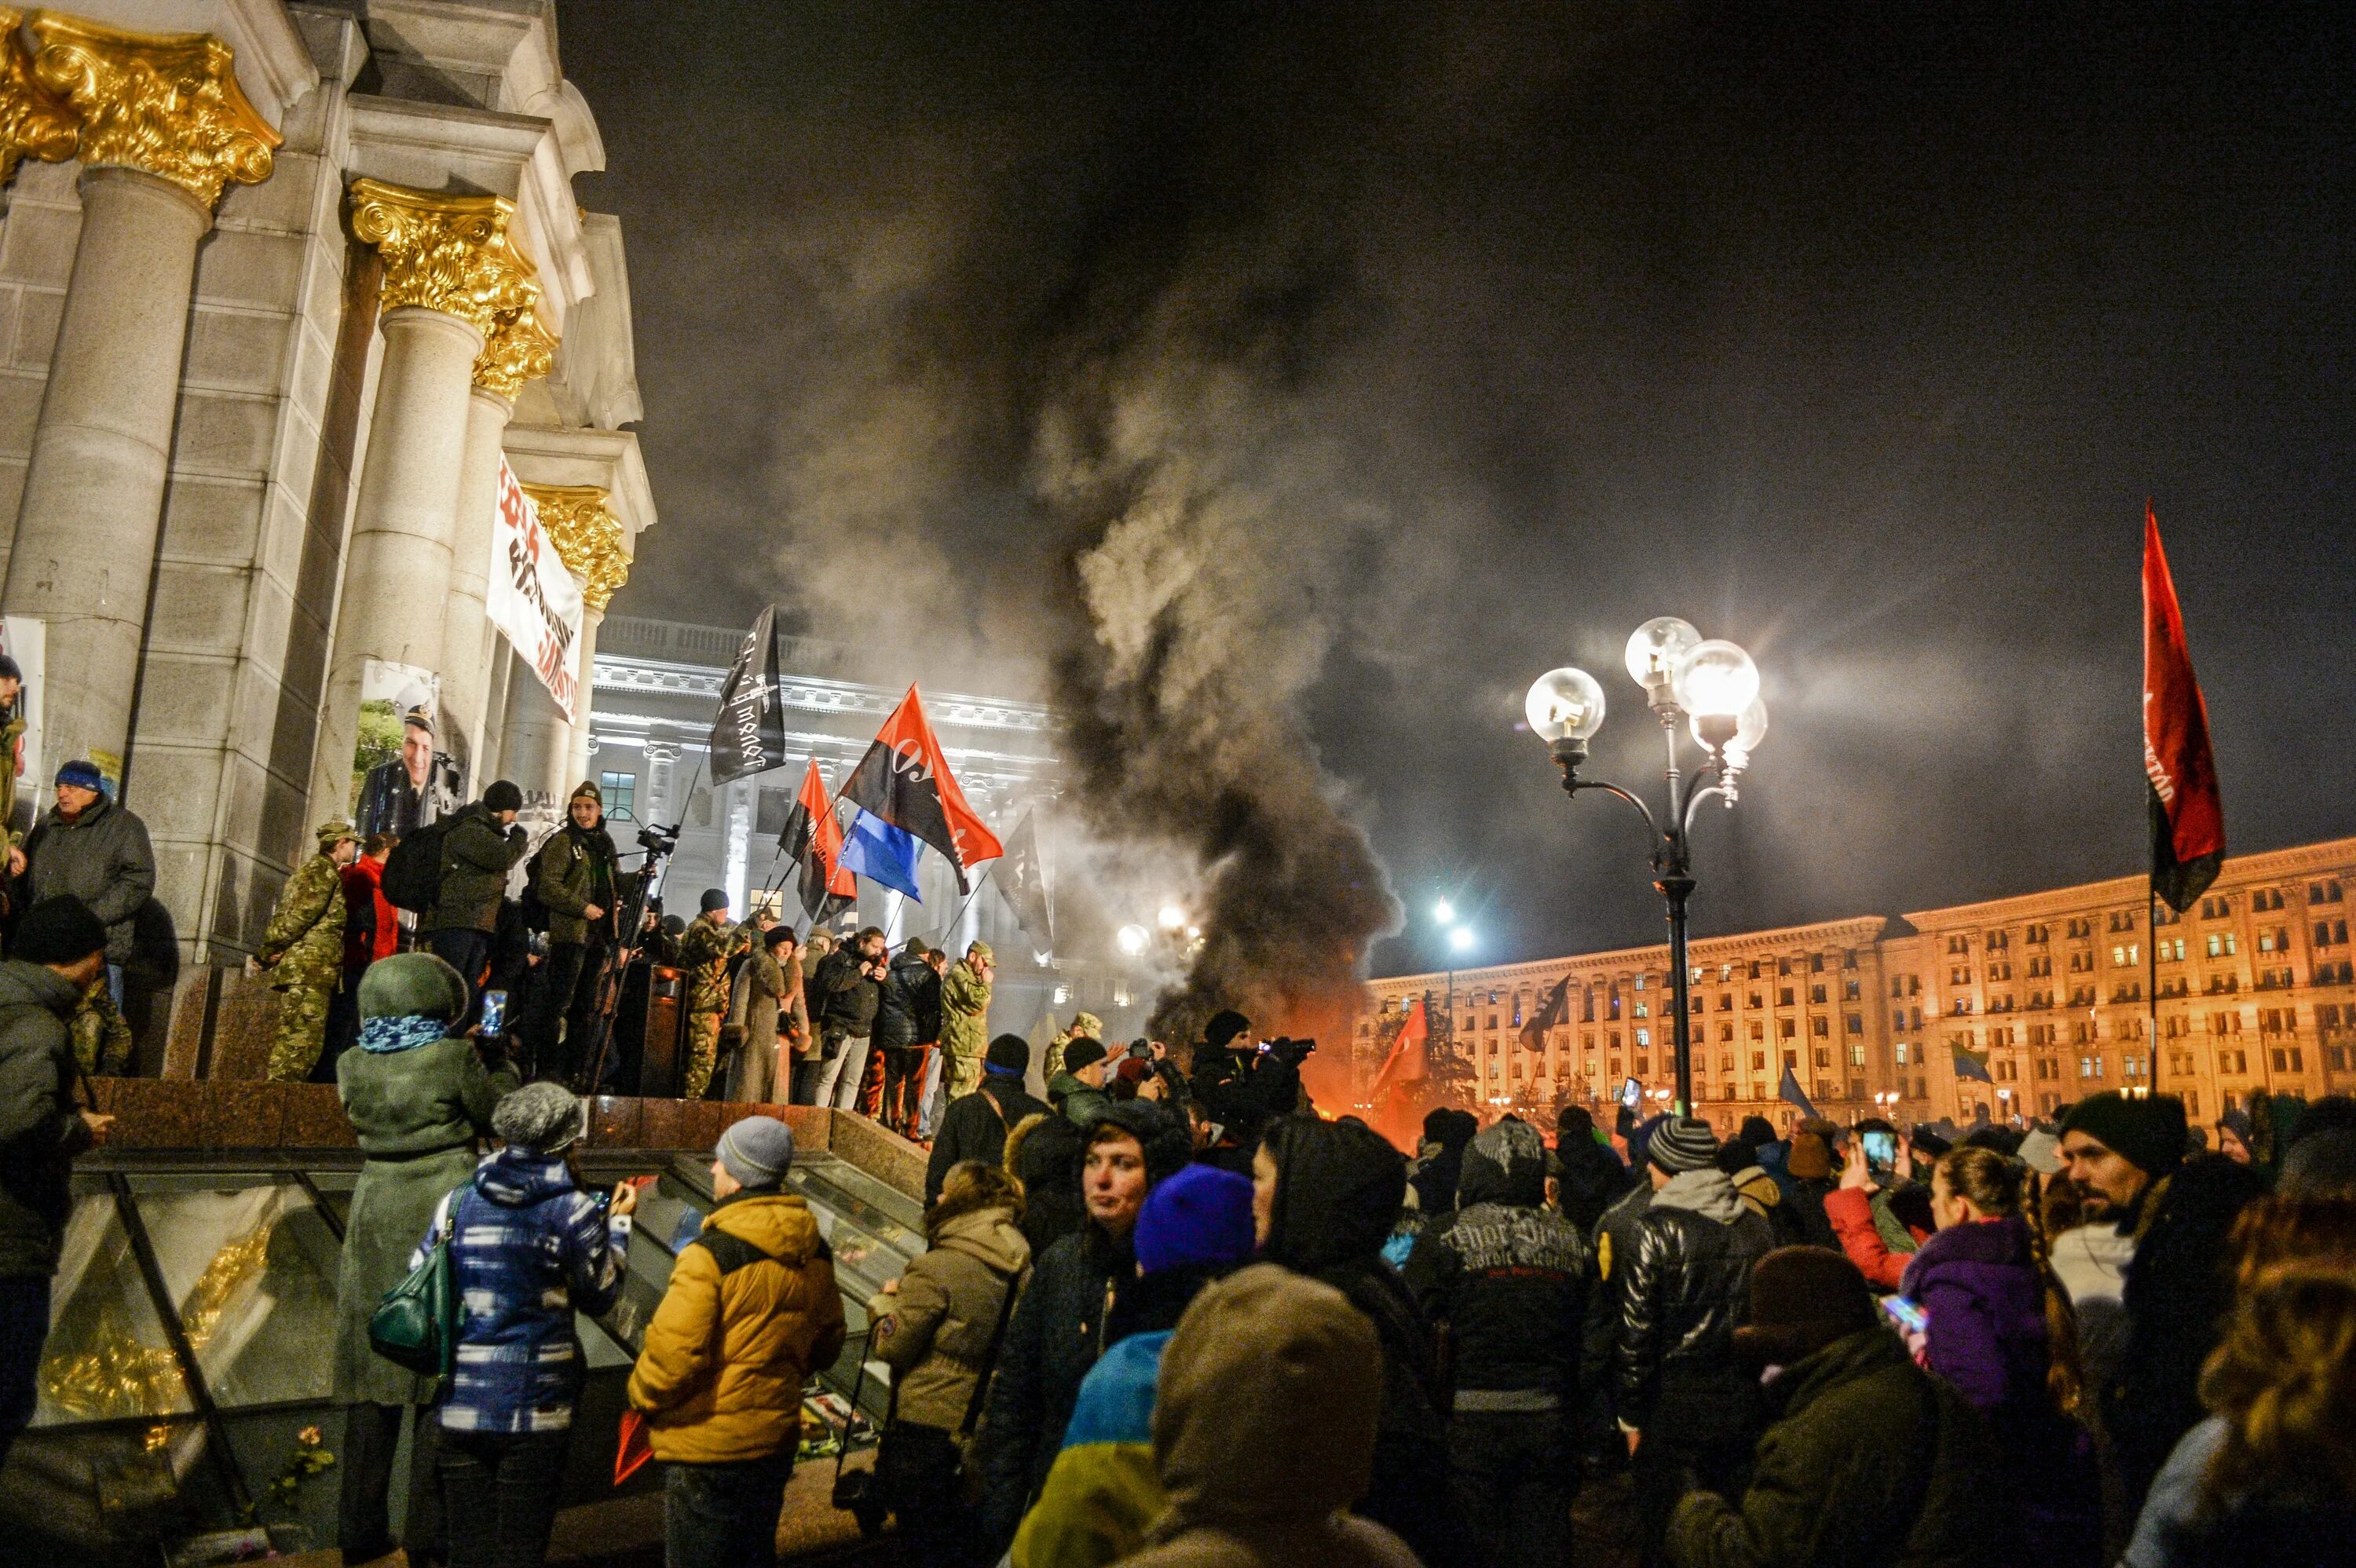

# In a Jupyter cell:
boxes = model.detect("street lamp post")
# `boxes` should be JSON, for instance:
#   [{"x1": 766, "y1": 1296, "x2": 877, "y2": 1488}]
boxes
[{"x1": 1527, "y1": 620, "x2": 1767, "y2": 1116}]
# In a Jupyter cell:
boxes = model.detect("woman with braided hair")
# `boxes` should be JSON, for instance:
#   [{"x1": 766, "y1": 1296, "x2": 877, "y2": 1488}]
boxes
[{"x1": 1901, "y1": 1144, "x2": 2101, "y2": 1561}]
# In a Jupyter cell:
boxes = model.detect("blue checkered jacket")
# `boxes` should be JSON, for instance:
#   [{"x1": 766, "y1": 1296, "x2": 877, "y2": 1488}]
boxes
[{"x1": 415, "y1": 1146, "x2": 629, "y2": 1433}]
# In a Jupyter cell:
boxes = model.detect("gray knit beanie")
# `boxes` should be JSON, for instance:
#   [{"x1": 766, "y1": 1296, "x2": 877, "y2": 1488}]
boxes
[
  {"x1": 1648, "y1": 1115, "x2": 1721, "y2": 1175},
  {"x1": 716, "y1": 1115, "x2": 795, "y2": 1189},
  {"x1": 492, "y1": 1081, "x2": 584, "y2": 1153}
]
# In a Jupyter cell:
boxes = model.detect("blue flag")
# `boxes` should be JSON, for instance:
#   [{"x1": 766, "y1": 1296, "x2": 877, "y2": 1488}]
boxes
[
  {"x1": 1777, "y1": 1065, "x2": 1818, "y2": 1120},
  {"x1": 841, "y1": 810, "x2": 922, "y2": 901}
]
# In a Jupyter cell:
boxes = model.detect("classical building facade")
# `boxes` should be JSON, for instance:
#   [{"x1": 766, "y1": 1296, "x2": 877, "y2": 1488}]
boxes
[
  {"x1": 1364, "y1": 835, "x2": 2356, "y2": 1133},
  {"x1": 0, "y1": 3, "x2": 652, "y2": 1067},
  {"x1": 586, "y1": 616, "x2": 1149, "y2": 1047}
]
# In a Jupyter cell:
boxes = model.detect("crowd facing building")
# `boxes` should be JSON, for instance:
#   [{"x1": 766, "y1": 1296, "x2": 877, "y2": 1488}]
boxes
[{"x1": 1363, "y1": 834, "x2": 2356, "y2": 1131}]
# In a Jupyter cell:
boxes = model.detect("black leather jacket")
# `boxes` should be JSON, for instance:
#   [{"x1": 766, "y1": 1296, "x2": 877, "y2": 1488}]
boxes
[{"x1": 1614, "y1": 1180, "x2": 1776, "y2": 1423}]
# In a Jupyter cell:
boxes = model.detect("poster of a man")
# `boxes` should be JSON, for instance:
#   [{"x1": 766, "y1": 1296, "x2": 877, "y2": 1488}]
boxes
[{"x1": 350, "y1": 663, "x2": 458, "y2": 839}]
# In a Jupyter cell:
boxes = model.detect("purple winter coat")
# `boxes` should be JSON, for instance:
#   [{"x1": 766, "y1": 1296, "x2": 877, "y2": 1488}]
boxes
[{"x1": 1902, "y1": 1216, "x2": 2100, "y2": 1560}]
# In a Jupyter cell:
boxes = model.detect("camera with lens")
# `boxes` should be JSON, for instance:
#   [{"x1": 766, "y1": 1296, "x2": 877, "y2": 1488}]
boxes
[
  {"x1": 636, "y1": 821, "x2": 680, "y2": 858},
  {"x1": 1264, "y1": 1036, "x2": 1318, "y2": 1068}
]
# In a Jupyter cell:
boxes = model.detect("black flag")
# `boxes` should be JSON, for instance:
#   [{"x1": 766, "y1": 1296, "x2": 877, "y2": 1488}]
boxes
[
  {"x1": 996, "y1": 810, "x2": 1053, "y2": 944},
  {"x1": 706, "y1": 606, "x2": 788, "y2": 786},
  {"x1": 1519, "y1": 974, "x2": 1571, "y2": 1051}
]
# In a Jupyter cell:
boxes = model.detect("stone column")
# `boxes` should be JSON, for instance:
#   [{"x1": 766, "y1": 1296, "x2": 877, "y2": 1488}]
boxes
[
  {"x1": 309, "y1": 181, "x2": 537, "y2": 817},
  {"x1": 523, "y1": 482, "x2": 629, "y2": 798},
  {"x1": 0, "y1": 17, "x2": 276, "y2": 785},
  {"x1": 642, "y1": 740, "x2": 679, "y2": 826},
  {"x1": 496, "y1": 652, "x2": 565, "y2": 806},
  {"x1": 442, "y1": 303, "x2": 554, "y2": 789}
]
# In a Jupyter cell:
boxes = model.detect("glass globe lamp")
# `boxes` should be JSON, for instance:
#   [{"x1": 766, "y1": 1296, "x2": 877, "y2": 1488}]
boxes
[
  {"x1": 1693, "y1": 695, "x2": 1769, "y2": 762},
  {"x1": 1624, "y1": 617, "x2": 1702, "y2": 689},
  {"x1": 1115, "y1": 925, "x2": 1149, "y2": 956},
  {"x1": 1524, "y1": 667, "x2": 1607, "y2": 743},
  {"x1": 1670, "y1": 639, "x2": 1759, "y2": 718}
]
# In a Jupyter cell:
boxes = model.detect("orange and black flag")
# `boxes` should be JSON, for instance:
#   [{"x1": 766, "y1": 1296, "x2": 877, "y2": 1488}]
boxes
[
  {"x1": 782, "y1": 757, "x2": 855, "y2": 924},
  {"x1": 840, "y1": 685, "x2": 1004, "y2": 893},
  {"x1": 2143, "y1": 504, "x2": 2226, "y2": 912}
]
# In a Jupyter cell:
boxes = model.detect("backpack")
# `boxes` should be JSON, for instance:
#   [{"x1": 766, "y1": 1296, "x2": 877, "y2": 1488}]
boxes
[{"x1": 380, "y1": 813, "x2": 456, "y2": 913}]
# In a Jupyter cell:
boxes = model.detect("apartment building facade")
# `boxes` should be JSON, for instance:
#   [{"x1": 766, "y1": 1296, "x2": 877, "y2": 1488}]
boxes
[{"x1": 1363, "y1": 835, "x2": 2356, "y2": 1132}]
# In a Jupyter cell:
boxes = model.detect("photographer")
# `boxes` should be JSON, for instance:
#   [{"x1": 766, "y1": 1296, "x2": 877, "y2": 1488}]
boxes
[
  {"x1": 1189, "y1": 1010, "x2": 1311, "y2": 1143},
  {"x1": 811, "y1": 927, "x2": 887, "y2": 1110}
]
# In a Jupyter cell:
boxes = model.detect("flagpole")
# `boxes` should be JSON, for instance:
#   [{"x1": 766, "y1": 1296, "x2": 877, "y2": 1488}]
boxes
[
  {"x1": 2148, "y1": 886, "x2": 2160, "y2": 1102},
  {"x1": 938, "y1": 861, "x2": 1000, "y2": 948}
]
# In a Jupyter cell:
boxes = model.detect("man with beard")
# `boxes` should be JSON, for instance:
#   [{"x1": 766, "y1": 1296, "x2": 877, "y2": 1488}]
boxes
[
  {"x1": 2060, "y1": 1091, "x2": 2265, "y2": 1518},
  {"x1": 527, "y1": 782, "x2": 620, "y2": 1086}
]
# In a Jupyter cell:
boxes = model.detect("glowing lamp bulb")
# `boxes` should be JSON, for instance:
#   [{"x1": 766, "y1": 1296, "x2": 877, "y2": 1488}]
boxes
[
  {"x1": 1115, "y1": 925, "x2": 1149, "y2": 956},
  {"x1": 1670, "y1": 639, "x2": 1760, "y2": 718},
  {"x1": 1447, "y1": 927, "x2": 1476, "y2": 954},
  {"x1": 1692, "y1": 694, "x2": 1769, "y2": 762},
  {"x1": 1157, "y1": 905, "x2": 1186, "y2": 931},
  {"x1": 1625, "y1": 617, "x2": 1703, "y2": 689},
  {"x1": 1432, "y1": 899, "x2": 1456, "y2": 925},
  {"x1": 1524, "y1": 667, "x2": 1606, "y2": 743}
]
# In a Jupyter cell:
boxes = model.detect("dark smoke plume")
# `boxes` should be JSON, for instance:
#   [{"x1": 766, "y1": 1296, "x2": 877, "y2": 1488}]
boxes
[{"x1": 1036, "y1": 229, "x2": 1399, "y2": 1046}]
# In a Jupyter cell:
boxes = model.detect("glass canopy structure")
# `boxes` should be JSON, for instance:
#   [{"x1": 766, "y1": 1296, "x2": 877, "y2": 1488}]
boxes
[{"x1": 5, "y1": 1146, "x2": 923, "y2": 1564}]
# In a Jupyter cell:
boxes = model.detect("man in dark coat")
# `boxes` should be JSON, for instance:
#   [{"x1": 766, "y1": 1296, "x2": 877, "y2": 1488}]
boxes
[
  {"x1": 873, "y1": 938, "x2": 935, "y2": 1135},
  {"x1": 420, "y1": 779, "x2": 527, "y2": 1026},
  {"x1": 525, "y1": 780, "x2": 620, "y2": 1085},
  {"x1": 1406, "y1": 1116, "x2": 1594, "y2": 1563},
  {"x1": 16, "y1": 760, "x2": 155, "y2": 993},
  {"x1": 1665, "y1": 1247, "x2": 1999, "y2": 1568},
  {"x1": 1612, "y1": 1116, "x2": 1776, "y2": 1544},
  {"x1": 0, "y1": 898, "x2": 112, "y2": 1469},
  {"x1": 2062, "y1": 1090, "x2": 2266, "y2": 1515},
  {"x1": 977, "y1": 1099, "x2": 1189, "y2": 1552},
  {"x1": 1410, "y1": 1106, "x2": 1480, "y2": 1217},
  {"x1": 810, "y1": 927, "x2": 886, "y2": 1110},
  {"x1": 924, "y1": 1034, "x2": 1047, "y2": 1203},
  {"x1": 1554, "y1": 1102, "x2": 1633, "y2": 1233},
  {"x1": 1260, "y1": 1115, "x2": 1467, "y2": 1568}
]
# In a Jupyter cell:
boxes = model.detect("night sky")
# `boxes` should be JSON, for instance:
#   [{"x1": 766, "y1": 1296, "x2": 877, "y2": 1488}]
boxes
[{"x1": 561, "y1": 2, "x2": 2356, "y2": 980}]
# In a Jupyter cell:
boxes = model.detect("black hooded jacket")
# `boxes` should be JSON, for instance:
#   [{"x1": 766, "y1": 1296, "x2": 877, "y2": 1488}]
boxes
[
  {"x1": 1262, "y1": 1117, "x2": 1468, "y2": 1568},
  {"x1": 1553, "y1": 1122, "x2": 1635, "y2": 1234},
  {"x1": 1405, "y1": 1117, "x2": 1594, "y2": 1400},
  {"x1": 1410, "y1": 1108, "x2": 1479, "y2": 1215}
]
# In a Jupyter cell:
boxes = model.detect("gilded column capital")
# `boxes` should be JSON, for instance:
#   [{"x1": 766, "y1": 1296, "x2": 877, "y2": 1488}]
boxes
[
  {"x1": 349, "y1": 177, "x2": 536, "y2": 338},
  {"x1": 27, "y1": 13, "x2": 279, "y2": 210},
  {"x1": 472, "y1": 291, "x2": 558, "y2": 400},
  {"x1": 522, "y1": 483, "x2": 629, "y2": 612},
  {"x1": 0, "y1": 9, "x2": 75, "y2": 187}
]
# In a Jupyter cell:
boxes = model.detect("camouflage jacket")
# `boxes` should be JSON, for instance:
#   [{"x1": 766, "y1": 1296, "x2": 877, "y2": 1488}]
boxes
[
  {"x1": 679, "y1": 917, "x2": 747, "y2": 1014},
  {"x1": 259, "y1": 852, "x2": 346, "y2": 991},
  {"x1": 939, "y1": 962, "x2": 991, "y2": 1060}
]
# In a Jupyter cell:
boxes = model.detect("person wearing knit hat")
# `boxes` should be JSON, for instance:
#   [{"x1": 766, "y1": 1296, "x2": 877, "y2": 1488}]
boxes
[
  {"x1": 255, "y1": 821, "x2": 360, "y2": 1083},
  {"x1": 2058, "y1": 1091, "x2": 2186, "y2": 1223},
  {"x1": 675, "y1": 891, "x2": 750, "y2": 1101},
  {"x1": 1666, "y1": 1248, "x2": 1990, "y2": 1566},
  {"x1": 939, "y1": 939, "x2": 995, "y2": 1102},
  {"x1": 427, "y1": 1076, "x2": 634, "y2": 1547},
  {"x1": 628, "y1": 1115, "x2": 845, "y2": 1534},
  {"x1": 0, "y1": 894, "x2": 114, "y2": 1474},
  {"x1": 331, "y1": 947, "x2": 520, "y2": 1555},
  {"x1": 19, "y1": 758, "x2": 153, "y2": 1032},
  {"x1": 1612, "y1": 1114, "x2": 1776, "y2": 1537},
  {"x1": 1051, "y1": 1036, "x2": 1115, "y2": 1128},
  {"x1": 525, "y1": 778, "x2": 622, "y2": 1086},
  {"x1": 417, "y1": 781, "x2": 529, "y2": 1035},
  {"x1": 1647, "y1": 1115, "x2": 1721, "y2": 1175},
  {"x1": 922, "y1": 1034, "x2": 1048, "y2": 1204},
  {"x1": 714, "y1": 1114, "x2": 796, "y2": 1190},
  {"x1": 1012, "y1": 1166, "x2": 1258, "y2": 1568}
]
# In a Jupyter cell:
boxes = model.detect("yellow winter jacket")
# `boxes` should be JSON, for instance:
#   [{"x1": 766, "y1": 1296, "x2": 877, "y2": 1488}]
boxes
[{"x1": 626, "y1": 1190, "x2": 847, "y2": 1463}]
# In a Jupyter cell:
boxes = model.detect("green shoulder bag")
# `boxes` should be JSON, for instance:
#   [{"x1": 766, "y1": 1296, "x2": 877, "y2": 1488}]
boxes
[{"x1": 368, "y1": 1185, "x2": 465, "y2": 1380}]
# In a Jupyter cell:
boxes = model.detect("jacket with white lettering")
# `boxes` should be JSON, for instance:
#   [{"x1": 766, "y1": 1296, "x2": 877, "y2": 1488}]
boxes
[{"x1": 1403, "y1": 1117, "x2": 1593, "y2": 1402}]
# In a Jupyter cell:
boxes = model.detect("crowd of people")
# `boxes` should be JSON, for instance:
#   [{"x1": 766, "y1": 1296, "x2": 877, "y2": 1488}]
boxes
[{"x1": 6, "y1": 758, "x2": 2354, "y2": 1568}]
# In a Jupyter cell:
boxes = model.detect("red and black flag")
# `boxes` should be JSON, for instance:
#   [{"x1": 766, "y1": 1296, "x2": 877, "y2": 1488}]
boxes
[
  {"x1": 839, "y1": 685, "x2": 1004, "y2": 893},
  {"x1": 1370, "y1": 998, "x2": 1430, "y2": 1101},
  {"x1": 783, "y1": 758, "x2": 854, "y2": 923},
  {"x1": 1520, "y1": 974, "x2": 1572, "y2": 1051},
  {"x1": 2143, "y1": 504, "x2": 2226, "y2": 912}
]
